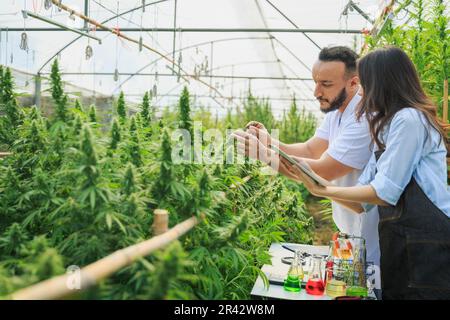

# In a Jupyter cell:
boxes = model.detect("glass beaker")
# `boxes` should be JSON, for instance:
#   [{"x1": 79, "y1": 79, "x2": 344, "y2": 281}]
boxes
[
  {"x1": 329, "y1": 237, "x2": 350, "y2": 259},
  {"x1": 346, "y1": 262, "x2": 368, "y2": 297},
  {"x1": 347, "y1": 235, "x2": 366, "y2": 289},
  {"x1": 324, "y1": 259, "x2": 354, "y2": 298},
  {"x1": 324, "y1": 243, "x2": 335, "y2": 279},
  {"x1": 283, "y1": 249, "x2": 304, "y2": 292},
  {"x1": 364, "y1": 261, "x2": 376, "y2": 296},
  {"x1": 302, "y1": 253, "x2": 312, "y2": 280},
  {"x1": 305, "y1": 255, "x2": 325, "y2": 295},
  {"x1": 346, "y1": 260, "x2": 370, "y2": 297},
  {"x1": 333, "y1": 235, "x2": 367, "y2": 284},
  {"x1": 333, "y1": 233, "x2": 366, "y2": 261},
  {"x1": 346, "y1": 285, "x2": 368, "y2": 297}
]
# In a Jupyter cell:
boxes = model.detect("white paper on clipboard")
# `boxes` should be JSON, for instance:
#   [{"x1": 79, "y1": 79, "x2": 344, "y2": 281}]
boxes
[{"x1": 269, "y1": 144, "x2": 333, "y2": 187}]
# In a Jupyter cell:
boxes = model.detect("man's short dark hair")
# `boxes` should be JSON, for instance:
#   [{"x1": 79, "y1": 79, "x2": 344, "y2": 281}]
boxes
[{"x1": 318, "y1": 46, "x2": 358, "y2": 76}]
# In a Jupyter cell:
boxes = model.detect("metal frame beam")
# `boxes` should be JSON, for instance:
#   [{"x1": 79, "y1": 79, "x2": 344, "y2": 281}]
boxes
[
  {"x1": 6, "y1": 27, "x2": 362, "y2": 34},
  {"x1": 125, "y1": 93, "x2": 317, "y2": 102},
  {"x1": 112, "y1": 36, "x2": 274, "y2": 93},
  {"x1": 36, "y1": 0, "x2": 169, "y2": 74},
  {"x1": 21, "y1": 10, "x2": 102, "y2": 43},
  {"x1": 39, "y1": 71, "x2": 313, "y2": 81}
]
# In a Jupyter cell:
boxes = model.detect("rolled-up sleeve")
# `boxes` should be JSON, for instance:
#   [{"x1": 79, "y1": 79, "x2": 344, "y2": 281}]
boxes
[{"x1": 369, "y1": 110, "x2": 425, "y2": 206}]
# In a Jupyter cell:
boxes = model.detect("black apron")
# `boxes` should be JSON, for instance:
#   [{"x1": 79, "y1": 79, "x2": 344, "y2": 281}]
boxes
[{"x1": 375, "y1": 150, "x2": 450, "y2": 300}]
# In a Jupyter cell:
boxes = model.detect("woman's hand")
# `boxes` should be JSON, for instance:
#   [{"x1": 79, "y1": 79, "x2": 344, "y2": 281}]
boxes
[{"x1": 280, "y1": 157, "x2": 328, "y2": 197}]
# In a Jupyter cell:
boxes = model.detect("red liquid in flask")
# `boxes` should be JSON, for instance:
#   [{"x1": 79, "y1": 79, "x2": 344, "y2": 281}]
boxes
[{"x1": 306, "y1": 279, "x2": 325, "y2": 295}]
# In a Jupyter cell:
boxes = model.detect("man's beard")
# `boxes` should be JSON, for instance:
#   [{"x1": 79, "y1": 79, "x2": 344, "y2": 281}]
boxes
[{"x1": 318, "y1": 88, "x2": 348, "y2": 114}]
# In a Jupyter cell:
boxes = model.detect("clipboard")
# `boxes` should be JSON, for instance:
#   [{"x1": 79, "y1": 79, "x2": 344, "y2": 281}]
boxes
[{"x1": 269, "y1": 144, "x2": 333, "y2": 187}]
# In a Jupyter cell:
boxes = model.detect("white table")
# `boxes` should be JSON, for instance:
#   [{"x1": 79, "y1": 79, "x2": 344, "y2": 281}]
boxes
[{"x1": 250, "y1": 242, "x2": 376, "y2": 300}]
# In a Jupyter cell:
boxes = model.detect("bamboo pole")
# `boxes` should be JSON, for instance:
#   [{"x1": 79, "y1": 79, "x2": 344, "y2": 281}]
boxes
[
  {"x1": 444, "y1": 79, "x2": 449, "y2": 181},
  {"x1": 444, "y1": 79, "x2": 448, "y2": 124},
  {"x1": 11, "y1": 215, "x2": 202, "y2": 300},
  {"x1": 447, "y1": 158, "x2": 450, "y2": 181},
  {"x1": 152, "y1": 209, "x2": 169, "y2": 236},
  {"x1": 0, "y1": 152, "x2": 12, "y2": 158},
  {"x1": 10, "y1": 163, "x2": 253, "y2": 300},
  {"x1": 369, "y1": 0, "x2": 395, "y2": 37}
]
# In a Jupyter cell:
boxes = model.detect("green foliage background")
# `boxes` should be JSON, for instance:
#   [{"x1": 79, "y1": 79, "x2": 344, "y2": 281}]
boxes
[
  {"x1": 0, "y1": 61, "x2": 317, "y2": 299},
  {"x1": 364, "y1": 0, "x2": 449, "y2": 121}
]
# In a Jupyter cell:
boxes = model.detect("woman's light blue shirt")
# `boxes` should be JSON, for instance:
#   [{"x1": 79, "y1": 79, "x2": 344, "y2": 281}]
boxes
[{"x1": 358, "y1": 108, "x2": 450, "y2": 217}]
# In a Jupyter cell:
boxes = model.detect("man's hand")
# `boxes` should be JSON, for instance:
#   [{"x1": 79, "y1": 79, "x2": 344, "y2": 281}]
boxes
[
  {"x1": 244, "y1": 121, "x2": 272, "y2": 149},
  {"x1": 231, "y1": 129, "x2": 270, "y2": 163},
  {"x1": 244, "y1": 121, "x2": 266, "y2": 131}
]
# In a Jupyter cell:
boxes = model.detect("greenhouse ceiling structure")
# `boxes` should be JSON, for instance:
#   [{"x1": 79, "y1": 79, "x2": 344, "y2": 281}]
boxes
[{"x1": 0, "y1": 0, "x2": 395, "y2": 118}]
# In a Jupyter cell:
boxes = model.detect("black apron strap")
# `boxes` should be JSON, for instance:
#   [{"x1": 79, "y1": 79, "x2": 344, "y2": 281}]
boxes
[{"x1": 375, "y1": 149, "x2": 450, "y2": 300}]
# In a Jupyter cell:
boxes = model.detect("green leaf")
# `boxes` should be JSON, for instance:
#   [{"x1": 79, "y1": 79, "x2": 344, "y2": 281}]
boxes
[
  {"x1": 90, "y1": 189, "x2": 96, "y2": 211},
  {"x1": 106, "y1": 213, "x2": 112, "y2": 230}
]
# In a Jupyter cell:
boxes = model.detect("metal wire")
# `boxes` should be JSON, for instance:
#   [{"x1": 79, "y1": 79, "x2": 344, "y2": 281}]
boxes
[
  {"x1": 265, "y1": 0, "x2": 322, "y2": 50},
  {"x1": 91, "y1": 0, "x2": 166, "y2": 57},
  {"x1": 254, "y1": 0, "x2": 292, "y2": 97},
  {"x1": 20, "y1": 32, "x2": 28, "y2": 51},
  {"x1": 37, "y1": 0, "x2": 170, "y2": 74},
  {"x1": 85, "y1": 44, "x2": 93, "y2": 60}
]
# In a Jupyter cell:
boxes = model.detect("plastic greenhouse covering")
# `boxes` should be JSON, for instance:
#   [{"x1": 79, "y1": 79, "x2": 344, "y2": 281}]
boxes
[{"x1": 1, "y1": 0, "x2": 389, "y2": 118}]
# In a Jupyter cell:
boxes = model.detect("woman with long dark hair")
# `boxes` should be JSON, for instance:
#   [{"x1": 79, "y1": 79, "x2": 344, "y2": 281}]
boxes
[{"x1": 286, "y1": 46, "x2": 450, "y2": 299}]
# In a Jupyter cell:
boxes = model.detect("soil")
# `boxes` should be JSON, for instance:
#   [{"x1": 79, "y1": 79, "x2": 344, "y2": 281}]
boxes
[{"x1": 305, "y1": 197, "x2": 336, "y2": 245}]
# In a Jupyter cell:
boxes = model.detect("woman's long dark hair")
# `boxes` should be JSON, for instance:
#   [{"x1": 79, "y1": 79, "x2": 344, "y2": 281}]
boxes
[{"x1": 356, "y1": 46, "x2": 449, "y2": 153}]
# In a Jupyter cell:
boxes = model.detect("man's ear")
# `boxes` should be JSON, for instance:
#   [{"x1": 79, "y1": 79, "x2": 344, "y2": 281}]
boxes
[{"x1": 349, "y1": 75, "x2": 360, "y2": 89}]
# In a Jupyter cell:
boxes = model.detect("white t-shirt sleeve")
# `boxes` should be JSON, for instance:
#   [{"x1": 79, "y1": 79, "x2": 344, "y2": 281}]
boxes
[
  {"x1": 326, "y1": 118, "x2": 373, "y2": 170},
  {"x1": 314, "y1": 113, "x2": 331, "y2": 141}
]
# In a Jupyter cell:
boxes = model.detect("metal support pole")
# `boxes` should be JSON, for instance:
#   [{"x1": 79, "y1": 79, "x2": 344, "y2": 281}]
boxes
[
  {"x1": 209, "y1": 41, "x2": 213, "y2": 94},
  {"x1": 34, "y1": 73, "x2": 41, "y2": 108},
  {"x1": 172, "y1": 0, "x2": 177, "y2": 73},
  {"x1": 231, "y1": 65, "x2": 234, "y2": 98},
  {"x1": 84, "y1": 0, "x2": 89, "y2": 29}
]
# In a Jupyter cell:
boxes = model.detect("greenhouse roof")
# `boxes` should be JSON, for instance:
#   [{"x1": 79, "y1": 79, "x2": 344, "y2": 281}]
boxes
[{"x1": 0, "y1": 0, "x2": 391, "y2": 118}]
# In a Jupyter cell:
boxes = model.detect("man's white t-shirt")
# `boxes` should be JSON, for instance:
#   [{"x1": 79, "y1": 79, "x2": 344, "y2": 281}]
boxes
[{"x1": 314, "y1": 92, "x2": 381, "y2": 289}]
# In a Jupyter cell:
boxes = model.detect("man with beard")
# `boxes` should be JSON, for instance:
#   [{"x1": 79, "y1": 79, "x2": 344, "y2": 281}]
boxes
[{"x1": 233, "y1": 46, "x2": 381, "y2": 296}]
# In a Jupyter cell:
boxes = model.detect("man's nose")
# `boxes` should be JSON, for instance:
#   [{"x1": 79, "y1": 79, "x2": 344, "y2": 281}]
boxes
[{"x1": 314, "y1": 84, "x2": 322, "y2": 99}]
